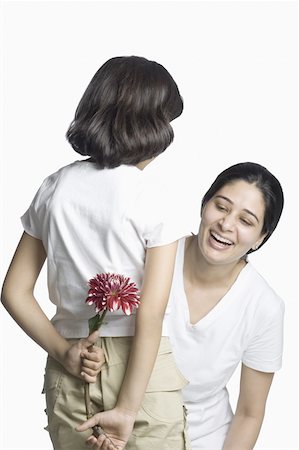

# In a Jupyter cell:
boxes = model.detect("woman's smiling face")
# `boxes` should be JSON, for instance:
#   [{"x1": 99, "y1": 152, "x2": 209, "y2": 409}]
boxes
[{"x1": 198, "y1": 180, "x2": 267, "y2": 265}]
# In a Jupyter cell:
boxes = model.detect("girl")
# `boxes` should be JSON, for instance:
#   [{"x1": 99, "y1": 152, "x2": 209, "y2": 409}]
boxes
[
  {"x1": 165, "y1": 162, "x2": 284, "y2": 450},
  {"x1": 1, "y1": 56, "x2": 190, "y2": 450}
]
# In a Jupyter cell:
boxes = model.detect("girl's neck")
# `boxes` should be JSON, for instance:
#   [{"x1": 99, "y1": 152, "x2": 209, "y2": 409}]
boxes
[
  {"x1": 135, "y1": 157, "x2": 156, "y2": 170},
  {"x1": 184, "y1": 235, "x2": 246, "y2": 289}
]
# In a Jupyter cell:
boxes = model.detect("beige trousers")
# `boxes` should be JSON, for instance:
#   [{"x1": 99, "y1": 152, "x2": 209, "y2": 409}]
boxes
[{"x1": 42, "y1": 336, "x2": 191, "y2": 450}]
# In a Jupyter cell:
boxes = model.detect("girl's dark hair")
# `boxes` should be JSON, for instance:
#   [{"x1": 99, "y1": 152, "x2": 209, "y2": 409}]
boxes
[
  {"x1": 201, "y1": 162, "x2": 284, "y2": 253},
  {"x1": 66, "y1": 56, "x2": 183, "y2": 168}
]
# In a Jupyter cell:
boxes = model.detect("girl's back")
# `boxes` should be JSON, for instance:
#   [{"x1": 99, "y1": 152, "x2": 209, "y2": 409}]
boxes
[{"x1": 22, "y1": 159, "x2": 181, "y2": 339}]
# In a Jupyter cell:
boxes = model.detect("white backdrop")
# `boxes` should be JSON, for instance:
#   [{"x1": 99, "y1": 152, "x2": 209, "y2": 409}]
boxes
[{"x1": 0, "y1": 1, "x2": 297, "y2": 449}]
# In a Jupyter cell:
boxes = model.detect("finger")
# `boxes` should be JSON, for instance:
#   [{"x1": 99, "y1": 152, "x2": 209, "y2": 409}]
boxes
[
  {"x1": 84, "y1": 330, "x2": 100, "y2": 347},
  {"x1": 76, "y1": 414, "x2": 101, "y2": 432},
  {"x1": 81, "y1": 358, "x2": 105, "y2": 372},
  {"x1": 87, "y1": 434, "x2": 105, "y2": 449},
  {"x1": 102, "y1": 437, "x2": 116, "y2": 450},
  {"x1": 81, "y1": 358, "x2": 102, "y2": 370},
  {"x1": 81, "y1": 349, "x2": 104, "y2": 363},
  {"x1": 81, "y1": 371, "x2": 97, "y2": 383},
  {"x1": 94, "y1": 434, "x2": 106, "y2": 449},
  {"x1": 81, "y1": 365, "x2": 98, "y2": 376},
  {"x1": 81, "y1": 366, "x2": 100, "y2": 378},
  {"x1": 85, "y1": 435, "x2": 97, "y2": 448},
  {"x1": 101, "y1": 439, "x2": 109, "y2": 450},
  {"x1": 81, "y1": 364, "x2": 98, "y2": 375},
  {"x1": 101, "y1": 435, "x2": 122, "y2": 450}
]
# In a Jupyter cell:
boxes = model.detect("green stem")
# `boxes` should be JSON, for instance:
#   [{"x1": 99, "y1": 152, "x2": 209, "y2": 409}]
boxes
[
  {"x1": 97, "y1": 309, "x2": 107, "y2": 328},
  {"x1": 89, "y1": 310, "x2": 108, "y2": 333}
]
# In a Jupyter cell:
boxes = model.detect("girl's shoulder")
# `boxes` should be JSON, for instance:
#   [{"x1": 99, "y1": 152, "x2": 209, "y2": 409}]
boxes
[
  {"x1": 26, "y1": 160, "x2": 89, "y2": 208},
  {"x1": 38, "y1": 160, "x2": 82, "y2": 186}
]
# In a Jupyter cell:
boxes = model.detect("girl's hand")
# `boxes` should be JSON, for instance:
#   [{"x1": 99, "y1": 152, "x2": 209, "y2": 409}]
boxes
[
  {"x1": 80, "y1": 340, "x2": 106, "y2": 382},
  {"x1": 76, "y1": 407, "x2": 136, "y2": 450},
  {"x1": 60, "y1": 330, "x2": 105, "y2": 382}
]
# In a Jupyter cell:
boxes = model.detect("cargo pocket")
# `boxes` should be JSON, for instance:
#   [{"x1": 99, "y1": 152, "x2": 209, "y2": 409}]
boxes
[
  {"x1": 42, "y1": 357, "x2": 65, "y2": 426},
  {"x1": 132, "y1": 341, "x2": 189, "y2": 441},
  {"x1": 183, "y1": 405, "x2": 192, "y2": 450}
]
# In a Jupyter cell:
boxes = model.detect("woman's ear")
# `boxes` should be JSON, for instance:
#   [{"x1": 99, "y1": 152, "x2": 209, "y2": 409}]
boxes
[{"x1": 252, "y1": 233, "x2": 267, "y2": 251}]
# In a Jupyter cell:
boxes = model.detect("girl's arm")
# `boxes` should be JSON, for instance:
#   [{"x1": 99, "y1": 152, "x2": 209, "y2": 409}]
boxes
[
  {"x1": 116, "y1": 241, "x2": 178, "y2": 412},
  {"x1": 1, "y1": 232, "x2": 104, "y2": 382},
  {"x1": 77, "y1": 241, "x2": 178, "y2": 449},
  {"x1": 222, "y1": 363, "x2": 274, "y2": 450}
]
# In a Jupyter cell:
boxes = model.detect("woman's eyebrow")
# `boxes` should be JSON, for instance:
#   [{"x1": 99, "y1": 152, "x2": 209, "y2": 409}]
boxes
[
  {"x1": 215, "y1": 195, "x2": 233, "y2": 204},
  {"x1": 214, "y1": 195, "x2": 259, "y2": 223}
]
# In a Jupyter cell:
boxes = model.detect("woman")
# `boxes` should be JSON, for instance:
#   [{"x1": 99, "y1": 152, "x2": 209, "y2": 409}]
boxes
[{"x1": 166, "y1": 162, "x2": 284, "y2": 450}]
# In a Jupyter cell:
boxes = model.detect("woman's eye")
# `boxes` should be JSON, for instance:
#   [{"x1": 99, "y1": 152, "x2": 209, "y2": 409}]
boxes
[
  {"x1": 240, "y1": 218, "x2": 252, "y2": 226},
  {"x1": 216, "y1": 204, "x2": 227, "y2": 212}
]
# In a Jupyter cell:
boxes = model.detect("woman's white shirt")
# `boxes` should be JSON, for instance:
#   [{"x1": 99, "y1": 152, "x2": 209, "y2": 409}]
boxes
[
  {"x1": 166, "y1": 238, "x2": 284, "y2": 448},
  {"x1": 21, "y1": 160, "x2": 190, "y2": 338}
]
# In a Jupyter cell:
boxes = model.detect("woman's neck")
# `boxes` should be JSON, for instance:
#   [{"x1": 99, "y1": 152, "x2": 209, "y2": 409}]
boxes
[{"x1": 184, "y1": 235, "x2": 246, "y2": 289}]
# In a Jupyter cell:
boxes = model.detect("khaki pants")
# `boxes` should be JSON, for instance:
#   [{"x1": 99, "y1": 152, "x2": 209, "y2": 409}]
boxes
[{"x1": 42, "y1": 336, "x2": 191, "y2": 450}]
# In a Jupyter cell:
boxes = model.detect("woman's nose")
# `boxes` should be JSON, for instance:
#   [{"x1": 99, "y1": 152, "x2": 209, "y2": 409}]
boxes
[{"x1": 218, "y1": 214, "x2": 235, "y2": 231}]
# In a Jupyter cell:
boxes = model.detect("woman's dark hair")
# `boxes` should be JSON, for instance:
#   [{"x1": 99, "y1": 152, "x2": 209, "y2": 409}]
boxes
[
  {"x1": 66, "y1": 56, "x2": 183, "y2": 168},
  {"x1": 201, "y1": 162, "x2": 284, "y2": 253}
]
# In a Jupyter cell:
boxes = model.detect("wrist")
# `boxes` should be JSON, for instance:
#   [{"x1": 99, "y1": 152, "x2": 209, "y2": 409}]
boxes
[
  {"x1": 114, "y1": 404, "x2": 138, "y2": 419},
  {"x1": 52, "y1": 339, "x2": 72, "y2": 364}
]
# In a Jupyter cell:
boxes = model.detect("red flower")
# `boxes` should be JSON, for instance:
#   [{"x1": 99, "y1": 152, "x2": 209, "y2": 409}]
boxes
[{"x1": 86, "y1": 273, "x2": 140, "y2": 316}]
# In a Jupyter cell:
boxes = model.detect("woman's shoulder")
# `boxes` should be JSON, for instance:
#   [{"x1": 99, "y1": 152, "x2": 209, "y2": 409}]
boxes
[{"x1": 243, "y1": 262, "x2": 284, "y2": 315}]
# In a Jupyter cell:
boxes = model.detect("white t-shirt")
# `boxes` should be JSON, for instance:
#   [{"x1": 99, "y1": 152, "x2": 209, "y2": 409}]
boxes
[
  {"x1": 21, "y1": 160, "x2": 190, "y2": 338},
  {"x1": 166, "y1": 238, "x2": 284, "y2": 450}
]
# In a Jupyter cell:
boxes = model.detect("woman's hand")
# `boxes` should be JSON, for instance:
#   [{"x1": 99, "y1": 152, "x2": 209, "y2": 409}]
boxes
[
  {"x1": 76, "y1": 406, "x2": 136, "y2": 450},
  {"x1": 60, "y1": 330, "x2": 105, "y2": 382}
]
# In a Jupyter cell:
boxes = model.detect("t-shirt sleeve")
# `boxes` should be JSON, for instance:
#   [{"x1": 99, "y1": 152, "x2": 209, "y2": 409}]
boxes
[
  {"x1": 137, "y1": 180, "x2": 192, "y2": 248},
  {"x1": 21, "y1": 172, "x2": 59, "y2": 240},
  {"x1": 242, "y1": 295, "x2": 285, "y2": 372}
]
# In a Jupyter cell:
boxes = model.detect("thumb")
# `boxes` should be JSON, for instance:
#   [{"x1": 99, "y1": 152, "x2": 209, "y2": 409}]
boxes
[
  {"x1": 82, "y1": 330, "x2": 99, "y2": 348},
  {"x1": 76, "y1": 414, "x2": 100, "y2": 432}
]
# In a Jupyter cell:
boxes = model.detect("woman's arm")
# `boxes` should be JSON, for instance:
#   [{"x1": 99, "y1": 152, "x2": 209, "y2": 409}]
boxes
[
  {"x1": 1, "y1": 232, "x2": 104, "y2": 382},
  {"x1": 77, "y1": 241, "x2": 179, "y2": 449},
  {"x1": 222, "y1": 363, "x2": 274, "y2": 450}
]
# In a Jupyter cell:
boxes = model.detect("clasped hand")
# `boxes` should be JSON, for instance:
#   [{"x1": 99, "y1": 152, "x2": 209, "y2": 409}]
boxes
[
  {"x1": 76, "y1": 406, "x2": 136, "y2": 450},
  {"x1": 60, "y1": 330, "x2": 105, "y2": 382},
  {"x1": 58, "y1": 331, "x2": 136, "y2": 449}
]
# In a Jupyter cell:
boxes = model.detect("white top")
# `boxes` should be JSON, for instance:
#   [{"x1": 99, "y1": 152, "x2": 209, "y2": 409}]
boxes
[
  {"x1": 21, "y1": 160, "x2": 190, "y2": 338},
  {"x1": 166, "y1": 238, "x2": 284, "y2": 449}
]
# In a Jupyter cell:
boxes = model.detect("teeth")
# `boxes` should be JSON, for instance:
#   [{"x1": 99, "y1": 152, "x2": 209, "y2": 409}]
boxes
[{"x1": 211, "y1": 231, "x2": 233, "y2": 245}]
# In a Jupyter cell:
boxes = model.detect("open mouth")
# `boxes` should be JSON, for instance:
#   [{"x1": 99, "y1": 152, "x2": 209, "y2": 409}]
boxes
[{"x1": 210, "y1": 231, "x2": 234, "y2": 246}]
